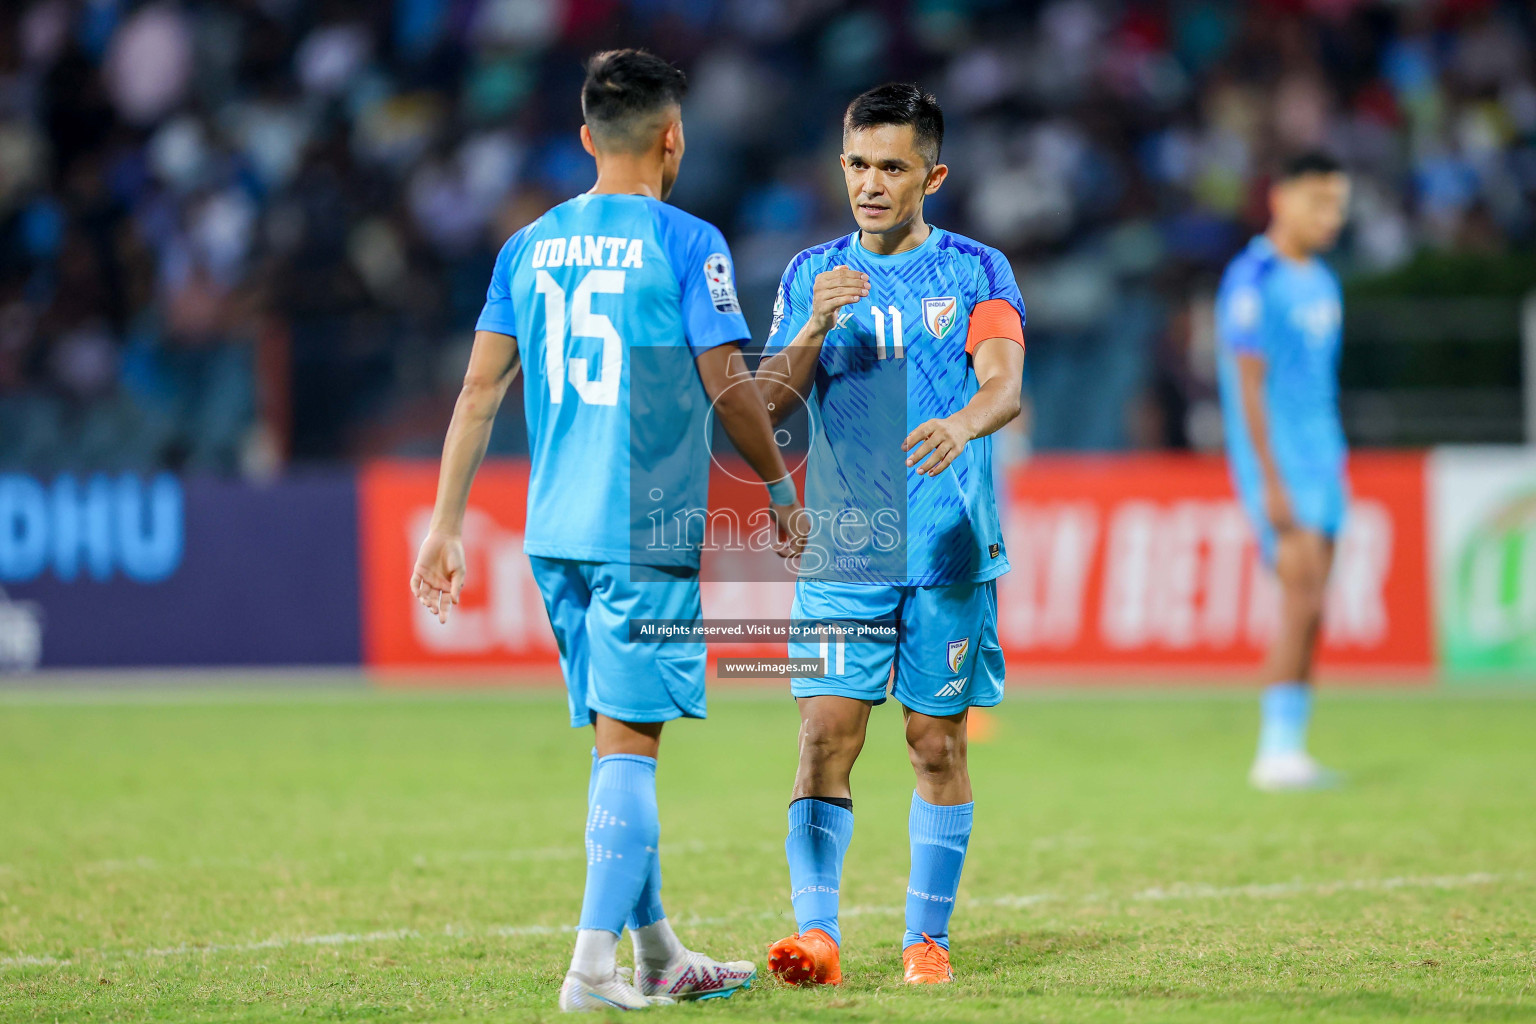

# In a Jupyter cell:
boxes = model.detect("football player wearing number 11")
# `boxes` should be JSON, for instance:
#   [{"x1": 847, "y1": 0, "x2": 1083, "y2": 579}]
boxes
[
  {"x1": 755, "y1": 83, "x2": 1026, "y2": 987},
  {"x1": 411, "y1": 50, "x2": 806, "y2": 1013}
]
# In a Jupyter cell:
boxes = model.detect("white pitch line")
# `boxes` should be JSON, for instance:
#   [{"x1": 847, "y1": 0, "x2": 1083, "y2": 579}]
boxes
[
  {"x1": 1131, "y1": 871, "x2": 1513, "y2": 902},
  {"x1": 0, "y1": 838, "x2": 783, "y2": 878},
  {"x1": 140, "y1": 928, "x2": 421, "y2": 960},
  {"x1": 1, "y1": 871, "x2": 1517, "y2": 970}
]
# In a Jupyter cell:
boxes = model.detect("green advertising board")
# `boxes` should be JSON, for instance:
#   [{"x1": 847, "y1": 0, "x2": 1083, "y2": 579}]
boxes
[{"x1": 1434, "y1": 449, "x2": 1536, "y2": 678}]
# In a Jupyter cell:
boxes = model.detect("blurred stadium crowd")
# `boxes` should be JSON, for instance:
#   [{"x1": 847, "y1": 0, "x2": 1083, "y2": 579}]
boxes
[{"x1": 0, "y1": 0, "x2": 1532, "y2": 474}]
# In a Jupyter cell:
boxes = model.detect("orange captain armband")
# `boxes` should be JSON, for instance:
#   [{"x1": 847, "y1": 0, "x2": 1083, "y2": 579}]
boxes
[{"x1": 964, "y1": 298, "x2": 1025, "y2": 355}]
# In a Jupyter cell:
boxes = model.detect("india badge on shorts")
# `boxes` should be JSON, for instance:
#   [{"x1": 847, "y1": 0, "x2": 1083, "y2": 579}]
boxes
[{"x1": 947, "y1": 637, "x2": 970, "y2": 674}]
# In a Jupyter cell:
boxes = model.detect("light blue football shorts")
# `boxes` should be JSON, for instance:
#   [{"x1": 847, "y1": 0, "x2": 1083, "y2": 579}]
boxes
[
  {"x1": 1235, "y1": 469, "x2": 1348, "y2": 565},
  {"x1": 529, "y1": 557, "x2": 707, "y2": 728},
  {"x1": 787, "y1": 577, "x2": 1005, "y2": 717}
]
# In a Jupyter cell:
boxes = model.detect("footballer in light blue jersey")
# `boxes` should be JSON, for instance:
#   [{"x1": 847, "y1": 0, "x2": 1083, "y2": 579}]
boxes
[
  {"x1": 1213, "y1": 151, "x2": 1352, "y2": 794},
  {"x1": 1216, "y1": 233, "x2": 1347, "y2": 557},
  {"x1": 756, "y1": 84, "x2": 1026, "y2": 989},
  {"x1": 412, "y1": 50, "x2": 796, "y2": 1010},
  {"x1": 478, "y1": 192, "x2": 749, "y2": 570},
  {"x1": 766, "y1": 227, "x2": 1024, "y2": 588}
]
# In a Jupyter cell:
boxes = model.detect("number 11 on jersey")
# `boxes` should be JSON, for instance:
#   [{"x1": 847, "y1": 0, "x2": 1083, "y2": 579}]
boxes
[{"x1": 872, "y1": 304, "x2": 904, "y2": 359}]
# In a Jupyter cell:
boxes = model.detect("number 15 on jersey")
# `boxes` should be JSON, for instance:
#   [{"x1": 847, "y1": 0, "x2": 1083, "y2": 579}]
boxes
[{"x1": 535, "y1": 268, "x2": 625, "y2": 406}]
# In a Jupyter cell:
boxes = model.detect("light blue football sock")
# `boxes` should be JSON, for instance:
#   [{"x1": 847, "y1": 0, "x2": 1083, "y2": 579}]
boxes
[
  {"x1": 587, "y1": 748, "x2": 665, "y2": 930},
  {"x1": 628, "y1": 834, "x2": 665, "y2": 929},
  {"x1": 903, "y1": 793, "x2": 972, "y2": 950},
  {"x1": 587, "y1": 747, "x2": 599, "y2": 807},
  {"x1": 1258, "y1": 681, "x2": 1312, "y2": 756},
  {"x1": 785, "y1": 798, "x2": 854, "y2": 945},
  {"x1": 577, "y1": 754, "x2": 659, "y2": 936}
]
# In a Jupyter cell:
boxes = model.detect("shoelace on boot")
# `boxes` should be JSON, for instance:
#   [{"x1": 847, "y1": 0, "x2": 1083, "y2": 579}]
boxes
[{"x1": 907, "y1": 934, "x2": 949, "y2": 974}]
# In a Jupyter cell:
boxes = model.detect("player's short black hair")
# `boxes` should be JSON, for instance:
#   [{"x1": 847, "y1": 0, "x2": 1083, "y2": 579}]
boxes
[
  {"x1": 1277, "y1": 151, "x2": 1345, "y2": 181},
  {"x1": 843, "y1": 82, "x2": 945, "y2": 166},
  {"x1": 581, "y1": 49, "x2": 688, "y2": 152}
]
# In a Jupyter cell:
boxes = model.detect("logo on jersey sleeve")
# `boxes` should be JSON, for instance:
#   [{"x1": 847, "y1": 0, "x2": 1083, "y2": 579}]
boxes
[
  {"x1": 768, "y1": 285, "x2": 786, "y2": 337},
  {"x1": 1229, "y1": 286, "x2": 1261, "y2": 330},
  {"x1": 703, "y1": 253, "x2": 742, "y2": 314},
  {"x1": 946, "y1": 637, "x2": 970, "y2": 673},
  {"x1": 922, "y1": 296, "x2": 959, "y2": 339}
]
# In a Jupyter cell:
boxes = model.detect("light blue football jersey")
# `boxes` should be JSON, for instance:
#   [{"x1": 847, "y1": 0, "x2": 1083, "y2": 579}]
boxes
[
  {"x1": 766, "y1": 228, "x2": 1025, "y2": 586},
  {"x1": 1215, "y1": 234, "x2": 1348, "y2": 495},
  {"x1": 477, "y1": 194, "x2": 749, "y2": 567}
]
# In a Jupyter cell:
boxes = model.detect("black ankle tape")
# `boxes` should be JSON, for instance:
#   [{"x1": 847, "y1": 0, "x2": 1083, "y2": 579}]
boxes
[{"x1": 791, "y1": 795, "x2": 853, "y2": 812}]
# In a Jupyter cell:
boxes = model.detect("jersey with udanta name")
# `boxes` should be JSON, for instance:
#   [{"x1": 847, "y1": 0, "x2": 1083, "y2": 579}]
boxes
[
  {"x1": 477, "y1": 193, "x2": 749, "y2": 567},
  {"x1": 766, "y1": 228, "x2": 1025, "y2": 587},
  {"x1": 1214, "y1": 234, "x2": 1347, "y2": 492}
]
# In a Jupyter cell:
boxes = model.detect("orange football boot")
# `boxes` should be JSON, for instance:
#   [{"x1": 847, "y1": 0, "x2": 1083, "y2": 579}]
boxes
[
  {"x1": 902, "y1": 934, "x2": 953, "y2": 984},
  {"x1": 767, "y1": 928, "x2": 842, "y2": 985}
]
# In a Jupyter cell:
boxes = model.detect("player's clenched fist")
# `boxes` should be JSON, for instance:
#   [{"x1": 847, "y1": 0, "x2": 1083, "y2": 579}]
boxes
[
  {"x1": 807, "y1": 266, "x2": 870, "y2": 334},
  {"x1": 768, "y1": 498, "x2": 811, "y2": 559},
  {"x1": 411, "y1": 529, "x2": 466, "y2": 624}
]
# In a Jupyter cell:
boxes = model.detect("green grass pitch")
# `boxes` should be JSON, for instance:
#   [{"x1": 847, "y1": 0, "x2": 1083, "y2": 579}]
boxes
[{"x1": 2, "y1": 681, "x2": 1534, "y2": 1022}]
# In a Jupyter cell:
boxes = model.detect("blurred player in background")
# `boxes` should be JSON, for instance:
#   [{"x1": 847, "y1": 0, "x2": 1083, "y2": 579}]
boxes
[
  {"x1": 1215, "y1": 152, "x2": 1350, "y2": 792},
  {"x1": 411, "y1": 49, "x2": 805, "y2": 1012},
  {"x1": 756, "y1": 84, "x2": 1026, "y2": 986}
]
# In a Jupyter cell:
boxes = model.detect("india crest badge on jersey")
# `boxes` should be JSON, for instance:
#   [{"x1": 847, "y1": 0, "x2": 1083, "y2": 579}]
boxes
[
  {"x1": 923, "y1": 296, "x2": 959, "y2": 339},
  {"x1": 946, "y1": 637, "x2": 970, "y2": 673}
]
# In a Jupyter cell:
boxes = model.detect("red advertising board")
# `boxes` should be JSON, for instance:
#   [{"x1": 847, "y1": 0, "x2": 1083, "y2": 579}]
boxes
[
  {"x1": 997, "y1": 452, "x2": 1431, "y2": 673},
  {"x1": 358, "y1": 460, "x2": 550, "y2": 669},
  {"x1": 359, "y1": 453, "x2": 1431, "y2": 676}
]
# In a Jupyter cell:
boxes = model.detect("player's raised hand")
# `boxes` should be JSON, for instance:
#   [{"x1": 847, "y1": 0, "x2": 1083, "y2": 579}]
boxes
[
  {"x1": 807, "y1": 266, "x2": 870, "y2": 334},
  {"x1": 904, "y1": 416, "x2": 970, "y2": 476},
  {"x1": 768, "y1": 498, "x2": 810, "y2": 559},
  {"x1": 410, "y1": 529, "x2": 466, "y2": 624}
]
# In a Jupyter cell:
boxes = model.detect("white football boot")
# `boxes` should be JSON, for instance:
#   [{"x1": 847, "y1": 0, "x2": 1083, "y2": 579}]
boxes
[
  {"x1": 559, "y1": 967, "x2": 674, "y2": 1012},
  {"x1": 1250, "y1": 751, "x2": 1339, "y2": 791},
  {"x1": 637, "y1": 949, "x2": 757, "y2": 1001}
]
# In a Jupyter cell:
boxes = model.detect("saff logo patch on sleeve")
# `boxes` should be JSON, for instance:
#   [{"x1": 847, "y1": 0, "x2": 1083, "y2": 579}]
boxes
[
  {"x1": 1229, "y1": 286, "x2": 1261, "y2": 330},
  {"x1": 704, "y1": 253, "x2": 742, "y2": 314},
  {"x1": 923, "y1": 296, "x2": 959, "y2": 339}
]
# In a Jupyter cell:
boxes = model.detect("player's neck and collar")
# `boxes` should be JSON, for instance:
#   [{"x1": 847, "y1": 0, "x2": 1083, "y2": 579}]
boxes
[
  {"x1": 1261, "y1": 226, "x2": 1316, "y2": 267},
  {"x1": 855, "y1": 214, "x2": 940, "y2": 261},
  {"x1": 586, "y1": 153, "x2": 666, "y2": 202}
]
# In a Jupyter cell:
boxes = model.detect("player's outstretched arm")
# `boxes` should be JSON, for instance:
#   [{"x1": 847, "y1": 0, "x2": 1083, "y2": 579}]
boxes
[
  {"x1": 904, "y1": 335, "x2": 1025, "y2": 477},
  {"x1": 696, "y1": 342, "x2": 807, "y2": 556},
  {"x1": 755, "y1": 267, "x2": 868, "y2": 423},
  {"x1": 411, "y1": 330, "x2": 522, "y2": 623},
  {"x1": 1235, "y1": 352, "x2": 1294, "y2": 532}
]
